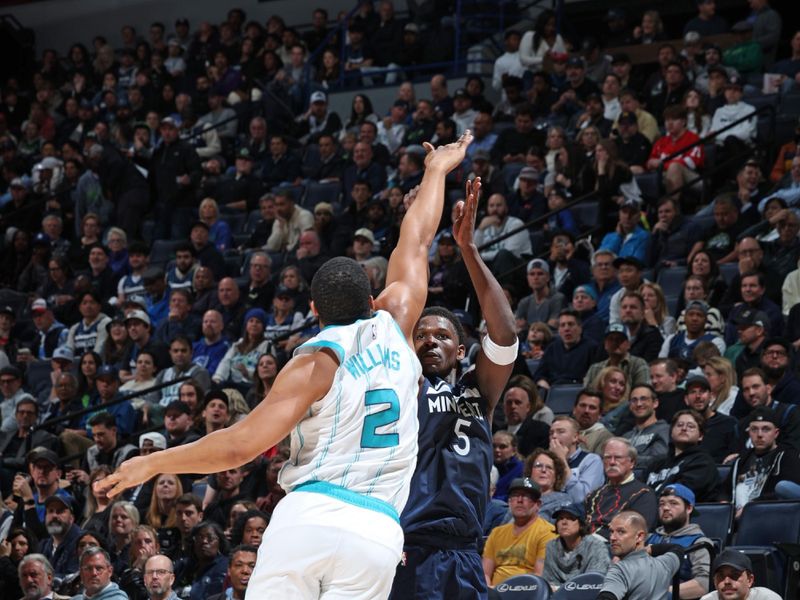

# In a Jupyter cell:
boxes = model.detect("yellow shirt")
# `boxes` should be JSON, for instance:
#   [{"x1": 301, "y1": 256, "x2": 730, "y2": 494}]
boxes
[{"x1": 483, "y1": 516, "x2": 557, "y2": 586}]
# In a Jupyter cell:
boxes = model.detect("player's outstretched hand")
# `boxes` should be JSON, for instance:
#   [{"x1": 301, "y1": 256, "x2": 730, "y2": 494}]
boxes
[
  {"x1": 422, "y1": 130, "x2": 474, "y2": 173},
  {"x1": 452, "y1": 177, "x2": 481, "y2": 249},
  {"x1": 95, "y1": 455, "x2": 156, "y2": 499}
]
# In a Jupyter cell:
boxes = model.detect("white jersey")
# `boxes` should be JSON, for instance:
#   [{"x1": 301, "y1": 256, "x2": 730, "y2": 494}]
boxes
[{"x1": 278, "y1": 310, "x2": 422, "y2": 520}]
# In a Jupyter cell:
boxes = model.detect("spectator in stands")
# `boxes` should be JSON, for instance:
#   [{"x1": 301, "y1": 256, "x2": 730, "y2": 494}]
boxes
[
  {"x1": 65, "y1": 290, "x2": 111, "y2": 357},
  {"x1": 176, "y1": 520, "x2": 228, "y2": 600},
  {"x1": 647, "y1": 105, "x2": 705, "y2": 199},
  {"x1": 727, "y1": 404, "x2": 800, "y2": 514},
  {"x1": 502, "y1": 375, "x2": 552, "y2": 452},
  {"x1": 623, "y1": 384, "x2": 670, "y2": 474},
  {"x1": 646, "y1": 484, "x2": 713, "y2": 599},
  {"x1": 215, "y1": 278, "x2": 246, "y2": 342},
  {"x1": 587, "y1": 249, "x2": 621, "y2": 322},
  {"x1": 212, "y1": 155, "x2": 264, "y2": 217},
  {"x1": 571, "y1": 389, "x2": 613, "y2": 454},
  {"x1": 119, "y1": 349, "x2": 159, "y2": 409},
  {"x1": 143, "y1": 554, "x2": 176, "y2": 600},
  {"x1": 728, "y1": 307, "x2": 769, "y2": 378},
  {"x1": 515, "y1": 258, "x2": 564, "y2": 330},
  {"x1": 188, "y1": 222, "x2": 225, "y2": 281},
  {"x1": 15, "y1": 553, "x2": 58, "y2": 600},
  {"x1": 649, "y1": 358, "x2": 686, "y2": 423},
  {"x1": 551, "y1": 57, "x2": 600, "y2": 122},
  {"x1": 241, "y1": 252, "x2": 274, "y2": 310},
  {"x1": 649, "y1": 62, "x2": 693, "y2": 127},
  {"x1": 491, "y1": 104, "x2": 543, "y2": 165},
  {"x1": 647, "y1": 196, "x2": 700, "y2": 268},
  {"x1": 79, "y1": 411, "x2": 137, "y2": 477},
  {"x1": 709, "y1": 75, "x2": 756, "y2": 157},
  {"x1": 621, "y1": 290, "x2": 665, "y2": 362},
  {"x1": 74, "y1": 546, "x2": 127, "y2": 600},
  {"x1": 684, "y1": 0, "x2": 729, "y2": 36},
  {"x1": 738, "y1": 367, "x2": 800, "y2": 451},
  {"x1": 689, "y1": 195, "x2": 743, "y2": 265},
  {"x1": 473, "y1": 193, "x2": 532, "y2": 286},
  {"x1": 143, "y1": 267, "x2": 170, "y2": 329},
  {"x1": 617, "y1": 89, "x2": 660, "y2": 143},
  {"x1": 746, "y1": 0, "x2": 782, "y2": 67},
  {"x1": 119, "y1": 309, "x2": 168, "y2": 383},
  {"x1": 586, "y1": 323, "x2": 650, "y2": 392},
  {"x1": 492, "y1": 30, "x2": 525, "y2": 92},
  {"x1": 683, "y1": 88, "x2": 711, "y2": 138},
  {"x1": 542, "y1": 501, "x2": 611, "y2": 588},
  {"x1": 758, "y1": 337, "x2": 800, "y2": 405},
  {"x1": 549, "y1": 415, "x2": 604, "y2": 505},
  {"x1": 724, "y1": 272, "x2": 783, "y2": 345},
  {"x1": 519, "y1": 10, "x2": 566, "y2": 74},
  {"x1": 165, "y1": 244, "x2": 197, "y2": 294},
  {"x1": 524, "y1": 449, "x2": 571, "y2": 522},
  {"x1": 342, "y1": 141, "x2": 386, "y2": 203},
  {"x1": 585, "y1": 437, "x2": 657, "y2": 539},
  {"x1": 0, "y1": 365, "x2": 36, "y2": 434},
  {"x1": 646, "y1": 409, "x2": 720, "y2": 502},
  {"x1": 662, "y1": 300, "x2": 726, "y2": 366},
  {"x1": 154, "y1": 289, "x2": 200, "y2": 345},
  {"x1": 599, "y1": 200, "x2": 650, "y2": 265},
  {"x1": 191, "y1": 310, "x2": 229, "y2": 377},
  {"x1": 293, "y1": 91, "x2": 342, "y2": 146},
  {"x1": 684, "y1": 373, "x2": 738, "y2": 462},
  {"x1": 547, "y1": 231, "x2": 590, "y2": 302},
  {"x1": 162, "y1": 399, "x2": 201, "y2": 450},
  {"x1": 0, "y1": 397, "x2": 56, "y2": 492},
  {"x1": 607, "y1": 256, "x2": 646, "y2": 327},
  {"x1": 213, "y1": 308, "x2": 270, "y2": 390},
  {"x1": 150, "y1": 116, "x2": 201, "y2": 240},
  {"x1": 154, "y1": 336, "x2": 211, "y2": 407},
  {"x1": 704, "y1": 549, "x2": 783, "y2": 600},
  {"x1": 535, "y1": 309, "x2": 598, "y2": 388},
  {"x1": 39, "y1": 495, "x2": 82, "y2": 579},
  {"x1": 702, "y1": 356, "x2": 740, "y2": 418},
  {"x1": 482, "y1": 477, "x2": 556, "y2": 584},
  {"x1": 260, "y1": 134, "x2": 302, "y2": 190},
  {"x1": 762, "y1": 209, "x2": 800, "y2": 284}
]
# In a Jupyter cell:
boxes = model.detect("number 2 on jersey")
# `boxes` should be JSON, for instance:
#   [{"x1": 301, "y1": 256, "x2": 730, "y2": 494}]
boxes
[{"x1": 361, "y1": 389, "x2": 400, "y2": 448}]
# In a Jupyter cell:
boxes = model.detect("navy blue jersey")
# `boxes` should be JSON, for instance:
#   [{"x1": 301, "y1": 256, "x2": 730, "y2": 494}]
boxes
[{"x1": 400, "y1": 370, "x2": 492, "y2": 544}]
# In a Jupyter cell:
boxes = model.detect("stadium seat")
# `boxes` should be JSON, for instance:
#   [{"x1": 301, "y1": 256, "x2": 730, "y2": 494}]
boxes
[
  {"x1": 525, "y1": 359, "x2": 540, "y2": 378},
  {"x1": 502, "y1": 163, "x2": 525, "y2": 191},
  {"x1": 242, "y1": 209, "x2": 262, "y2": 234},
  {"x1": 744, "y1": 94, "x2": 779, "y2": 112},
  {"x1": 570, "y1": 201, "x2": 599, "y2": 231},
  {"x1": 691, "y1": 502, "x2": 734, "y2": 551},
  {"x1": 224, "y1": 254, "x2": 244, "y2": 277},
  {"x1": 756, "y1": 117, "x2": 774, "y2": 144},
  {"x1": 730, "y1": 500, "x2": 800, "y2": 595},
  {"x1": 666, "y1": 295, "x2": 679, "y2": 316},
  {"x1": 272, "y1": 184, "x2": 306, "y2": 205},
  {"x1": 546, "y1": 385, "x2": 583, "y2": 415},
  {"x1": 782, "y1": 91, "x2": 800, "y2": 117},
  {"x1": 148, "y1": 240, "x2": 182, "y2": 268},
  {"x1": 716, "y1": 464, "x2": 731, "y2": 484},
  {"x1": 25, "y1": 360, "x2": 53, "y2": 401},
  {"x1": 222, "y1": 212, "x2": 247, "y2": 235},
  {"x1": 719, "y1": 263, "x2": 739, "y2": 286},
  {"x1": 494, "y1": 574, "x2": 551, "y2": 599},
  {"x1": 551, "y1": 572, "x2": 604, "y2": 599},
  {"x1": 657, "y1": 266, "x2": 688, "y2": 299},
  {"x1": 304, "y1": 181, "x2": 342, "y2": 210},
  {"x1": 635, "y1": 172, "x2": 662, "y2": 202}
]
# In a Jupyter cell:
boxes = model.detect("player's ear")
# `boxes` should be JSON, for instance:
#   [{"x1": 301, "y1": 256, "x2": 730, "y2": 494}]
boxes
[
  {"x1": 456, "y1": 343, "x2": 466, "y2": 360},
  {"x1": 368, "y1": 295, "x2": 376, "y2": 312},
  {"x1": 309, "y1": 300, "x2": 319, "y2": 317}
]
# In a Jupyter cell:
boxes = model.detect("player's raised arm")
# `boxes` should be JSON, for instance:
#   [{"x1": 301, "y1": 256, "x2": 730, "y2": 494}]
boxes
[
  {"x1": 97, "y1": 350, "x2": 338, "y2": 498},
  {"x1": 454, "y1": 178, "x2": 517, "y2": 416},
  {"x1": 376, "y1": 130, "x2": 473, "y2": 340}
]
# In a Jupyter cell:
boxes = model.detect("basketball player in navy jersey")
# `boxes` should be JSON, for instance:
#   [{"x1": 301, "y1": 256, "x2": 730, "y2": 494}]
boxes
[
  {"x1": 390, "y1": 178, "x2": 518, "y2": 599},
  {"x1": 99, "y1": 132, "x2": 474, "y2": 600}
]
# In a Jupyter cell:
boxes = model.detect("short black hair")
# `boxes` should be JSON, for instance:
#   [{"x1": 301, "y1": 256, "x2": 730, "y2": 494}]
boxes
[
  {"x1": 88, "y1": 411, "x2": 117, "y2": 429},
  {"x1": 419, "y1": 306, "x2": 466, "y2": 345},
  {"x1": 310, "y1": 257, "x2": 372, "y2": 325}
]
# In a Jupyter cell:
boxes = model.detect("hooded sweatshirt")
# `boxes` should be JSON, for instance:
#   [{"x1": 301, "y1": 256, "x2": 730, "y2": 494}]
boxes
[
  {"x1": 646, "y1": 445, "x2": 720, "y2": 502},
  {"x1": 72, "y1": 582, "x2": 129, "y2": 600},
  {"x1": 647, "y1": 522, "x2": 712, "y2": 591}
]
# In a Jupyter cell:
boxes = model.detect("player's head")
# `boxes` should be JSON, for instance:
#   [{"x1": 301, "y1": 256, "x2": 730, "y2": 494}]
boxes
[
  {"x1": 414, "y1": 307, "x2": 466, "y2": 377},
  {"x1": 310, "y1": 257, "x2": 373, "y2": 326}
]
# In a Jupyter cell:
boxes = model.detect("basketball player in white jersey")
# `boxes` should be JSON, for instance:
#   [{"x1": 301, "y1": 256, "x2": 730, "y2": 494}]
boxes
[{"x1": 99, "y1": 131, "x2": 475, "y2": 599}]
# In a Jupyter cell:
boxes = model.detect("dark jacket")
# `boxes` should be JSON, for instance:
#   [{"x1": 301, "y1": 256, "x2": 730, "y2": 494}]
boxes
[
  {"x1": 698, "y1": 412, "x2": 739, "y2": 463},
  {"x1": 0, "y1": 428, "x2": 58, "y2": 471},
  {"x1": 724, "y1": 446, "x2": 800, "y2": 502},
  {"x1": 515, "y1": 416, "x2": 551, "y2": 457},
  {"x1": 533, "y1": 336, "x2": 598, "y2": 385},
  {"x1": 150, "y1": 139, "x2": 202, "y2": 207},
  {"x1": 645, "y1": 444, "x2": 720, "y2": 502},
  {"x1": 629, "y1": 324, "x2": 664, "y2": 363},
  {"x1": 39, "y1": 522, "x2": 83, "y2": 578}
]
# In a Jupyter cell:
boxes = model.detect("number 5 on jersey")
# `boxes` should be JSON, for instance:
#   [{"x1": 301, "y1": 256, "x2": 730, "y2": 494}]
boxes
[
  {"x1": 453, "y1": 418, "x2": 471, "y2": 456},
  {"x1": 361, "y1": 389, "x2": 400, "y2": 448}
]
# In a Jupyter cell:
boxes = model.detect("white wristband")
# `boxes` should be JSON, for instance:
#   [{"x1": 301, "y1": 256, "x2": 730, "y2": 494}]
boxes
[{"x1": 481, "y1": 334, "x2": 519, "y2": 366}]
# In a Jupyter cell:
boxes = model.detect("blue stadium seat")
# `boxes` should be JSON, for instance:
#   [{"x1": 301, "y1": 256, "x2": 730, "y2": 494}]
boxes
[
  {"x1": 657, "y1": 266, "x2": 688, "y2": 299},
  {"x1": 271, "y1": 184, "x2": 306, "y2": 205},
  {"x1": 731, "y1": 500, "x2": 800, "y2": 595},
  {"x1": 222, "y1": 212, "x2": 247, "y2": 235},
  {"x1": 666, "y1": 295, "x2": 680, "y2": 316},
  {"x1": 25, "y1": 361, "x2": 53, "y2": 401},
  {"x1": 570, "y1": 202, "x2": 599, "y2": 231},
  {"x1": 744, "y1": 94, "x2": 779, "y2": 112},
  {"x1": 691, "y1": 502, "x2": 734, "y2": 551},
  {"x1": 546, "y1": 384, "x2": 583, "y2": 415},
  {"x1": 551, "y1": 572, "x2": 604, "y2": 599},
  {"x1": 494, "y1": 574, "x2": 551, "y2": 599},
  {"x1": 716, "y1": 464, "x2": 731, "y2": 484},
  {"x1": 304, "y1": 181, "x2": 342, "y2": 210},
  {"x1": 242, "y1": 209, "x2": 262, "y2": 234},
  {"x1": 502, "y1": 163, "x2": 525, "y2": 191},
  {"x1": 635, "y1": 172, "x2": 662, "y2": 202},
  {"x1": 525, "y1": 359, "x2": 541, "y2": 378},
  {"x1": 719, "y1": 263, "x2": 739, "y2": 286},
  {"x1": 781, "y1": 91, "x2": 800, "y2": 117},
  {"x1": 149, "y1": 240, "x2": 182, "y2": 268}
]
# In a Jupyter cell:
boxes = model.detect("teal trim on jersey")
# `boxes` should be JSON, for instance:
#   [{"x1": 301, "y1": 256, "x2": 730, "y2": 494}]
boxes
[
  {"x1": 300, "y1": 340, "x2": 345, "y2": 363},
  {"x1": 321, "y1": 312, "x2": 380, "y2": 331},
  {"x1": 293, "y1": 480, "x2": 399, "y2": 523},
  {"x1": 313, "y1": 378, "x2": 343, "y2": 474}
]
